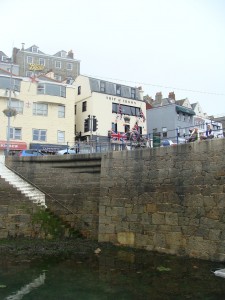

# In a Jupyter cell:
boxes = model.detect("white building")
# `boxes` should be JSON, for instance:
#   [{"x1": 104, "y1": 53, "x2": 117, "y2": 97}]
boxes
[{"x1": 74, "y1": 75, "x2": 147, "y2": 143}]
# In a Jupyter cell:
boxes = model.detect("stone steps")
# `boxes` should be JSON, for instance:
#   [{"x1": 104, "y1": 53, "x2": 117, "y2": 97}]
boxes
[{"x1": 0, "y1": 155, "x2": 46, "y2": 208}]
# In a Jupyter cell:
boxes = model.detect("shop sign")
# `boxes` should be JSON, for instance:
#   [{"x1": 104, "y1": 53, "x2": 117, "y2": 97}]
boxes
[
  {"x1": 29, "y1": 64, "x2": 44, "y2": 71},
  {"x1": 0, "y1": 140, "x2": 27, "y2": 150}
]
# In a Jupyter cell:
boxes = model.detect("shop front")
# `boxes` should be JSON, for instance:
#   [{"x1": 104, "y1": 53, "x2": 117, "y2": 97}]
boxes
[
  {"x1": 0, "y1": 140, "x2": 27, "y2": 155},
  {"x1": 30, "y1": 143, "x2": 67, "y2": 154}
]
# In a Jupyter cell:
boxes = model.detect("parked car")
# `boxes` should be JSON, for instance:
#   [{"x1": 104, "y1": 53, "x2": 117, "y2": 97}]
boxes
[
  {"x1": 18, "y1": 150, "x2": 45, "y2": 157},
  {"x1": 57, "y1": 145, "x2": 94, "y2": 155},
  {"x1": 161, "y1": 139, "x2": 176, "y2": 147},
  {"x1": 57, "y1": 147, "x2": 76, "y2": 155}
]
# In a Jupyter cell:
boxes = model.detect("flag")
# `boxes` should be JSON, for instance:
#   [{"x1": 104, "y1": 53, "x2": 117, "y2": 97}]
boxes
[
  {"x1": 130, "y1": 122, "x2": 140, "y2": 141},
  {"x1": 30, "y1": 74, "x2": 39, "y2": 83},
  {"x1": 140, "y1": 108, "x2": 146, "y2": 121},
  {"x1": 132, "y1": 122, "x2": 139, "y2": 131},
  {"x1": 111, "y1": 131, "x2": 127, "y2": 142}
]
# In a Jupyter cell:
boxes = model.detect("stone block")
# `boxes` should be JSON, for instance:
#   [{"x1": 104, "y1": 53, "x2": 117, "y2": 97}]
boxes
[
  {"x1": 146, "y1": 203, "x2": 157, "y2": 213},
  {"x1": 152, "y1": 213, "x2": 165, "y2": 225},
  {"x1": 117, "y1": 232, "x2": 134, "y2": 246},
  {"x1": 165, "y1": 212, "x2": 178, "y2": 225}
]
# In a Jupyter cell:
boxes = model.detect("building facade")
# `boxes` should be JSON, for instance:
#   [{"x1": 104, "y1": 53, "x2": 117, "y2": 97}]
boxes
[
  {"x1": 12, "y1": 44, "x2": 80, "y2": 82},
  {"x1": 146, "y1": 101, "x2": 196, "y2": 142},
  {"x1": 74, "y1": 75, "x2": 147, "y2": 143},
  {"x1": 147, "y1": 94, "x2": 223, "y2": 143},
  {"x1": 0, "y1": 69, "x2": 76, "y2": 154}
]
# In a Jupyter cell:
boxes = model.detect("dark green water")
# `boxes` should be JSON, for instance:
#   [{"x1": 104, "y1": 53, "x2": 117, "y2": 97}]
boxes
[{"x1": 1, "y1": 248, "x2": 225, "y2": 300}]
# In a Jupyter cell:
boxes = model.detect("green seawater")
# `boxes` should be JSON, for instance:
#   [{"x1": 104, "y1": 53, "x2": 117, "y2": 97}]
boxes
[{"x1": 0, "y1": 248, "x2": 225, "y2": 300}]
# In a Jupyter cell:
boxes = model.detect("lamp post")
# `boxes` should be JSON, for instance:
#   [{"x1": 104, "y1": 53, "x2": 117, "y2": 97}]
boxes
[{"x1": 3, "y1": 60, "x2": 13, "y2": 156}]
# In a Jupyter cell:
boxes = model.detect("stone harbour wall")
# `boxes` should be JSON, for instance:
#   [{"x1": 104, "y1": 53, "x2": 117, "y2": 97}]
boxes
[
  {"x1": 99, "y1": 139, "x2": 225, "y2": 261},
  {"x1": 4, "y1": 138, "x2": 225, "y2": 261},
  {"x1": 0, "y1": 177, "x2": 41, "y2": 238},
  {"x1": 5, "y1": 154, "x2": 102, "y2": 239}
]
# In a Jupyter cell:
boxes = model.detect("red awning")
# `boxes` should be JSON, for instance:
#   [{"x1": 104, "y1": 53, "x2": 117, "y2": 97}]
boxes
[{"x1": 0, "y1": 140, "x2": 27, "y2": 150}]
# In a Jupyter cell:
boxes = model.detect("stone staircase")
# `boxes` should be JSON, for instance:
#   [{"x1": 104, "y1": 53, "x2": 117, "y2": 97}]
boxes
[{"x1": 0, "y1": 155, "x2": 46, "y2": 208}]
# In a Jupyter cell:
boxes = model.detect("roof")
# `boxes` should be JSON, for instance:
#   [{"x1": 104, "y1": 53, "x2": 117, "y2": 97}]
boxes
[
  {"x1": 24, "y1": 45, "x2": 45, "y2": 54},
  {"x1": 176, "y1": 99, "x2": 186, "y2": 106},
  {"x1": 0, "y1": 51, "x2": 8, "y2": 57},
  {"x1": 88, "y1": 77, "x2": 142, "y2": 101},
  {"x1": 191, "y1": 102, "x2": 198, "y2": 109}
]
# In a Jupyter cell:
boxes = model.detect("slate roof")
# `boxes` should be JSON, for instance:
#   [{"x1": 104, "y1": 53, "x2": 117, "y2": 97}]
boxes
[
  {"x1": 24, "y1": 45, "x2": 45, "y2": 54},
  {"x1": 88, "y1": 77, "x2": 142, "y2": 101},
  {"x1": 0, "y1": 51, "x2": 9, "y2": 62}
]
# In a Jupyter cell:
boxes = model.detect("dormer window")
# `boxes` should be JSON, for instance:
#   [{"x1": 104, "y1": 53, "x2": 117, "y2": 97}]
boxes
[
  {"x1": 60, "y1": 51, "x2": 66, "y2": 58},
  {"x1": 131, "y1": 88, "x2": 135, "y2": 99},
  {"x1": 1, "y1": 56, "x2": 8, "y2": 62},
  {"x1": 32, "y1": 46, "x2": 38, "y2": 53},
  {"x1": 100, "y1": 81, "x2": 105, "y2": 92},
  {"x1": 116, "y1": 84, "x2": 121, "y2": 96}
]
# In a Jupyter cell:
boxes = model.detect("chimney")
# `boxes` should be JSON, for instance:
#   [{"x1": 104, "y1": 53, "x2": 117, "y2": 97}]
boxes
[
  {"x1": 137, "y1": 86, "x2": 144, "y2": 100},
  {"x1": 68, "y1": 50, "x2": 74, "y2": 59},
  {"x1": 21, "y1": 43, "x2": 25, "y2": 50},
  {"x1": 168, "y1": 91, "x2": 175, "y2": 100},
  {"x1": 12, "y1": 47, "x2": 19, "y2": 63},
  {"x1": 155, "y1": 92, "x2": 162, "y2": 101}
]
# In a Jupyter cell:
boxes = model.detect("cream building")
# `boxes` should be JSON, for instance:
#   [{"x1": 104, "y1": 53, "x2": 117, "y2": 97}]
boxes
[
  {"x1": 0, "y1": 69, "x2": 76, "y2": 155},
  {"x1": 74, "y1": 75, "x2": 147, "y2": 143}
]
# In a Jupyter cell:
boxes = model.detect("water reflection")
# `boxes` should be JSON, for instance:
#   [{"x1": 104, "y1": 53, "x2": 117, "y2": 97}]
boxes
[
  {"x1": 0, "y1": 248, "x2": 225, "y2": 300},
  {"x1": 5, "y1": 272, "x2": 46, "y2": 300}
]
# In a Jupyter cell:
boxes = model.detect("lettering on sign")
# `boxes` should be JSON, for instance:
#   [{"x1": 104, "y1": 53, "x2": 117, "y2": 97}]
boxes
[
  {"x1": 106, "y1": 96, "x2": 136, "y2": 105},
  {"x1": 29, "y1": 64, "x2": 44, "y2": 71}
]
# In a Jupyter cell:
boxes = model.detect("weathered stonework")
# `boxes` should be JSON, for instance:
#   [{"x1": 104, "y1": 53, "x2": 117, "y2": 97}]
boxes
[{"x1": 4, "y1": 138, "x2": 225, "y2": 261}]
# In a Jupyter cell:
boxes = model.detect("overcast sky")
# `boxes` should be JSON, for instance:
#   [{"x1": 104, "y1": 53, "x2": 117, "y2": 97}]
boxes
[{"x1": 1, "y1": 0, "x2": 225, "y2": 116}]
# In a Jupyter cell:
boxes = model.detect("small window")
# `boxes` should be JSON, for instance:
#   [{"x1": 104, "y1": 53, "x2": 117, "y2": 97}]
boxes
[
  {"x1": 32, "y1": 129, "x2": 47, "y2": 141},
  {"x1": 131, "y1": 88, "x2": 135, "y2": 99},
  {"x1": 33, "y1": 103, "x2": 48, "y2": 116},
  {"x1": 116, "y1": 84, "x2": 121, "y2": 95},
  {"x1": 32, "y1": 46, "x2": 38, "y2": 53},
  {"x1": 78, "y1": 86, "x2": 81, "y2": 95},
  {"x1": 55, "y1": 61, "x2": 61, "y2": 69},
  {"x1": 111, "y1": 123, "x2": 117, "y2": 132},
  {"x1": 27, "y1": 56, "x2": 33, "y2": 64},
  {"x1": 67, "y1": 63, "x2": 72, "y2": 70},
  {"x1": 162, "y1": 127, "x2": 167, "y2": 137},
  {"x1": 75, "y1": 105, "x2": 77, "y2": 115},
  {"x1": 100, "y1": 81, "x2": 105, "y2": 92},
  {"x1": 57, "y1": 131, "x2": 65, "y2": 143},
  {"x1": 26, "y1": 71, "x2": 33, "y2": 77},
  {"x1": 9, "y1": 127, "x2": 22, "y2": 140},
  {"x1": 9, "y1": 99, "x2": 24, "y2": 114},
  {"x1": 39, "y1": 58, "x2": 45, "y2": 65},
  {"x1": 37, "y1": 83, "x2": 45, "y2": 94},
  {"x1": 82, "y1": 101, "x2": 87, "y2": 112},
  {"x1": 60, "y1": 51, "x2": 66, "y2": 58},
  {"x1": 1, "y1": 56, "x2": 8, "y2": 62},
  {"x1": 58, "y1": 105, "x2": 65, "y2": 118}
]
